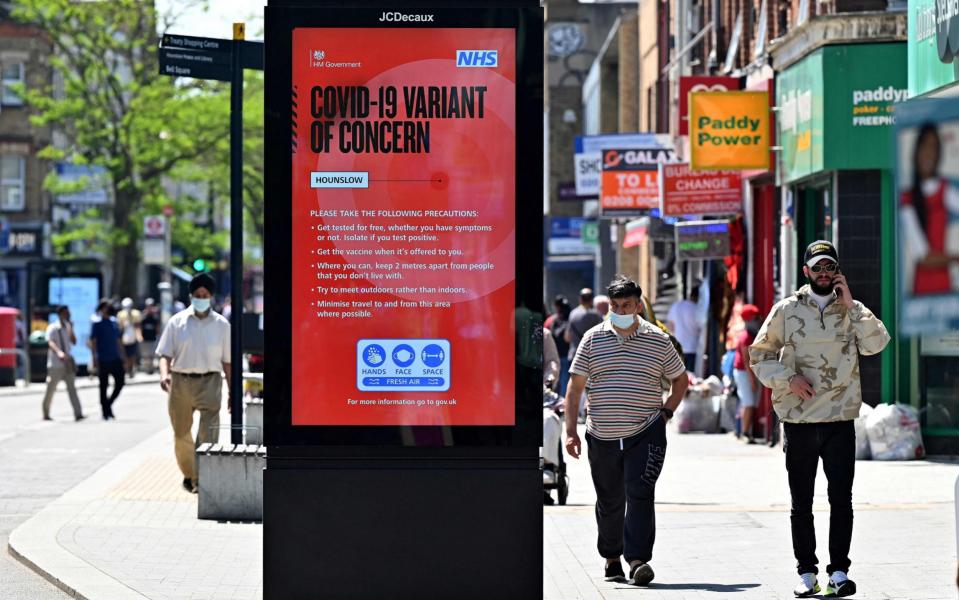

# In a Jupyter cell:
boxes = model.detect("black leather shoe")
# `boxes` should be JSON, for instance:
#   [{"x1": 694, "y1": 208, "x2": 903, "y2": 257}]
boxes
[
  {"x1": 75, "y1": 415, "x2": 86, "y2": 422},
  {"x1": 182, "y1": 478, "x2": 193, "y2": 492}
]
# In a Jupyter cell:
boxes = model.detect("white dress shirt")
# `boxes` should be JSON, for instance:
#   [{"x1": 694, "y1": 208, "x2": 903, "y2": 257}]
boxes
[{"x1": 155, "y1": 306, "x2": 231, "y2": 373}]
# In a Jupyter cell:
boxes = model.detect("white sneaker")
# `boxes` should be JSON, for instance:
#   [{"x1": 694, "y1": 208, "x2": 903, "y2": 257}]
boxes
[{"x1": 793, "y1": 572, "x2": 820, "y2": 598}]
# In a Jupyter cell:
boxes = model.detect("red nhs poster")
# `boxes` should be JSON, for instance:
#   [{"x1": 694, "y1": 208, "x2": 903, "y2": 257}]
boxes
[{"x1": 290, "y1": 28, "x2": 516, "y2": 426}]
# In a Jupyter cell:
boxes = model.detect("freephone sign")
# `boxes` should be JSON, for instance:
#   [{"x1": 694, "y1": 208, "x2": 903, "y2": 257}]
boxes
[{"x1": 291, "y1": 27, "x2": 516, "y2": 426}]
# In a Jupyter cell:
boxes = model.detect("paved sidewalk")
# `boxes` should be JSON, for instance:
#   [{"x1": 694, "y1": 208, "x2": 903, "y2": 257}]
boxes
[
  {"x1": 0, "y1": 372, "x2": 161, "y2": 399},
  {"x1": 10, "y1": 413, "x2": 957, "y2": 600},
  {"x1": 546, "y1": 424, "x2": 959, "y2": 600},
  {"x1": 9, "y1": 405, "x2": 262, "y2": 600}
]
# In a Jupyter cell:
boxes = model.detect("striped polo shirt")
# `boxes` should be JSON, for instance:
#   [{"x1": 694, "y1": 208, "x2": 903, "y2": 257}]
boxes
[{"x1": 569, "y1": 316, "x2": 686, "y2": 440}]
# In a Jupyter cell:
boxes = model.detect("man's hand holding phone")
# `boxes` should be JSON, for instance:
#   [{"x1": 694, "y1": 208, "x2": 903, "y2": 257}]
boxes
[{"x1": 832, "y1": 269, "x2": 854, "y2": 309}]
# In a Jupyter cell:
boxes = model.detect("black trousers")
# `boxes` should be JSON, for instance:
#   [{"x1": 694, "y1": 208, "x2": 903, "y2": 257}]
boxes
[
  {"x1": 98, "y1": 359, "x2": 125, "y2": 415},
  {"x1": 783, "y1": 420, "x2": 856, "y2": 576},
  {"x1": 586, "y1": 417, "x2": 667, "y2": 564}
]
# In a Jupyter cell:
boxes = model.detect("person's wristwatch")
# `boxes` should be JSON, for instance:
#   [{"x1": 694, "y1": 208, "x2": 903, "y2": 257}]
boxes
[{"x1": 661, "y1": 407, "x2": 674, "y2": 419}]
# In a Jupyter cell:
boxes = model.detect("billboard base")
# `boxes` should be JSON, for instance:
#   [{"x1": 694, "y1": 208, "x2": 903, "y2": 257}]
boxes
[{"x1": 263, "y1": 459, "x2": 541, "y2": 600}]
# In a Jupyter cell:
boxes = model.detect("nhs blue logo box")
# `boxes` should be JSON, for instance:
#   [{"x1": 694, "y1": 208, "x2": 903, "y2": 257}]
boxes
[{"x1": 455, "y1": 50, "x2": 497, "y2": 67}]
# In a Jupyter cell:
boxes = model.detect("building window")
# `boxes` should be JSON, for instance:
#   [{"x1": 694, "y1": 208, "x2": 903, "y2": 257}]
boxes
[
  {"x1": 2, "y1": 63, "x2": 25, "y2": 106},
  {"x1": 0, "y1": 156, "x2": 25, "y2": 211}
]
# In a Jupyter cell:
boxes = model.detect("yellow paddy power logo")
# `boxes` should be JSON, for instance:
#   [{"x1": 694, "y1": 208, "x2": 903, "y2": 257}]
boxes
[{"x1": 689, "y1": 91, "x2": 770, "y2": 171}]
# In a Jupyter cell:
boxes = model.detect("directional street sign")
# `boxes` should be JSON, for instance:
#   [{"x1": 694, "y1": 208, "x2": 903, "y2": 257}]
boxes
[
  {"x1": 159, "y1": 46, "x2": 232, "y2": 81},
  {"x1": 158, "y1": 34, "x2": 263, "y2": 81}
]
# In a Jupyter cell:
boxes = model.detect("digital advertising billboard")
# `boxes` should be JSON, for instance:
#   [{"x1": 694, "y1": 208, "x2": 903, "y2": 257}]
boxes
[{"x1": 896, "y1": 99, "x2": 959, "y2": 336}]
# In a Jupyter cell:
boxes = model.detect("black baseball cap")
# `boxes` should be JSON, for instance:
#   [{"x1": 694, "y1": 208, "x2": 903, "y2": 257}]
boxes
[{"x1": 804, "y1": 240, "x2": 838, "y2": 268}]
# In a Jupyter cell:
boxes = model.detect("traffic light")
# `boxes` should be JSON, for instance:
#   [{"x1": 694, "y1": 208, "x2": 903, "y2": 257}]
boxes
[{"x1": 193, "y1": 258, "x2": 208, "y2": 272}]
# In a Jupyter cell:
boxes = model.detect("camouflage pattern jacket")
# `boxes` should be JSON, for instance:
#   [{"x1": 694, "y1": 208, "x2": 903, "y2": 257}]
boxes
[{"x1": 748, "y1": 285, "x2": 890, "y2": 423}]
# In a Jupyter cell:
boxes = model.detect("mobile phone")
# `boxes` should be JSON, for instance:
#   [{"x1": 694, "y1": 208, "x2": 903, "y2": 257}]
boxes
[{"x1": 833, "y1": 266, "x2": 843, "y2": 297}]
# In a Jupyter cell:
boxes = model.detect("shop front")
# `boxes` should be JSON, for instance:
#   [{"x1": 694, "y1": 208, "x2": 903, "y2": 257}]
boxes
[{"x1": 777, "y1": 42, "x2": 907, "y2": 410}]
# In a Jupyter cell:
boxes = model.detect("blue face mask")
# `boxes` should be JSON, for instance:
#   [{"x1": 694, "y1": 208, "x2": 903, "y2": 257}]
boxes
[
  {"x1": 608, "y1": 311, "x2": 636, "y2": 329},
  {"x1": 192, "y1": 297, "x2": 211, "y2": 313}
]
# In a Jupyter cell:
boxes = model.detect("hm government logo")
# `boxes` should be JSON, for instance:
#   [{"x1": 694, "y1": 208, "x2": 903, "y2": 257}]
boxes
[{"x1": 310, "y1": 50, "x2": 325, "y2": 67}]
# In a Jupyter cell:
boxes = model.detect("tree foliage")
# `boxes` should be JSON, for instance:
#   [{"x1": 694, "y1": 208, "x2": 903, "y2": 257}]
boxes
[{"x1": 12, "y1": 0, "x2": 263, "y2": 294}]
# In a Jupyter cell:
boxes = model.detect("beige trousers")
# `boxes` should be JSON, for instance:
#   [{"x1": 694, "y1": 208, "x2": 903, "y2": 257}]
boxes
[
  {"x1": 168, "y1": 372, "x2": 222, "y2": 482},
  {"x1": 43, "y1": 364, "x2": 82, "y2": 419}
]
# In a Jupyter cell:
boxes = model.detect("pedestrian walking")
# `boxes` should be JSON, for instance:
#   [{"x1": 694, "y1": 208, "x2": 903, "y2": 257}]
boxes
[
  {"x1": 750, "y1": 240, "x2": 890, "y2": 598},
  {"x1": 666, "y1": 286, "x2": 702, "y2": 372},
  {"x1": 89, "y1": 299, "x2": 125, "y2": 420},
  {"x1": 565, "y1": 275, "x2": 688, "y2": 587},
  {"x1": 42, "y1": 305, "x2": 84, "y2": 421},
  {"x1": 593, "y1": 294, "x2": 610, "y2": 318},
  {"x1": 117, "y1": 297, "x2": 142, "y2": 377},
  {"x1": 156, "y1": 273, "x2": 231, "y2": 494},
  {"x1": 566, "y1": 288, "x2": 603, "y2": 424},
  {"x1": 139, "y1": 298, "x2": 160, "y2": 374},
  {"x1": 546, "y1": 295, "x2": 572, "y2": 397},
  {"x1": 733, "y1": 304, "x2": 762, "y2": 443}
]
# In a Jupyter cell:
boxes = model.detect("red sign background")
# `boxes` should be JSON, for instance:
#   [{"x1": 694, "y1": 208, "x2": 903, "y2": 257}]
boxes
[
  {"x1": 679, "y1": 76, "x2": 741, "y2": 135},
  {"x1": 291, "y1": 28, "x2": 516, "y2": 426},
  {"x1": 600, "y1": 170, "x2": 659, "y2": 210},
  {"x1": 660, "y1": 163, "x2": 743, "y2": 216}
]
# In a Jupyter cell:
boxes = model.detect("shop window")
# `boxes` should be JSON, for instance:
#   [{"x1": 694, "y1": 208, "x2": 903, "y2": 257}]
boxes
[
  {"x1": 0, "y1": 156, "x2": 25, "y2": 211},
  {"x1": 1, "y1": 63, "x2": 25, "y2": 106}
]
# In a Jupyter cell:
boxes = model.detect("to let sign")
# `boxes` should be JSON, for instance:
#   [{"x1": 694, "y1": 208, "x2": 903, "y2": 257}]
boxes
[
  {"x1": 659, "y1": 164, "x2": 744, "y2": 217},
  {"x1": 689, "y1": 91, "x2": 770, "y2": 170},
  {"x1": 600, "y1": 147, "x2": 681, "y2": 214}
]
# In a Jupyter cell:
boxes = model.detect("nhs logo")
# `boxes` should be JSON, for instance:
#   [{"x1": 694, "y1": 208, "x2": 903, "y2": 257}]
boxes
[{"x1": 456, "y1": 50, "x2": 498, "y2": 67}]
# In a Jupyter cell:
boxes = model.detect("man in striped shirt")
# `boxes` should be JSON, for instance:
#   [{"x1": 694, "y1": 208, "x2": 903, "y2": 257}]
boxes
[{"x1": 565, "y1": 275, "x2": 688, "y2": 586}]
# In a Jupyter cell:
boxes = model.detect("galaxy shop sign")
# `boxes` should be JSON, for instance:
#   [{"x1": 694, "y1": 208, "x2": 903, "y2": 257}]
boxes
[
  {"x1": 573, "y1": 132, "x2": 672, "y2": 196},
  {"x1": 600, "y1": 147, "x2": 680, "y2": 215}
]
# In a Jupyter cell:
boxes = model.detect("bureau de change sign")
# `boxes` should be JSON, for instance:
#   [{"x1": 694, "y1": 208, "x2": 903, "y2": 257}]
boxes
[{"x1": 291, "y1": 27, "x2": 516, "y2": 426}]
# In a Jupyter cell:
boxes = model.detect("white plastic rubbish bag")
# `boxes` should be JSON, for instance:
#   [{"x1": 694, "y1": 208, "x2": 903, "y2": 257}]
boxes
[
  {"x1": 675, "y1": 388, "x2": 719, "y2": 433},
  {"x1": 865, "y1": 403, "x2": 925, "y2": 461},
  {"x1": 854, "y1": 403, "x2": 873, "y2": 460}
]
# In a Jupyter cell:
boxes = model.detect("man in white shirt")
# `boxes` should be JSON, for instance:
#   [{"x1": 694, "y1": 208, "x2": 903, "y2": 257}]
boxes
[
  {"x1": 156, "y1": 273, "x2": 232, "y2": 493},
  {"x1": 666, "y1": 286, "x2": 702, "y2": 372},
  {"x1": 42, "y1": 305, "x2": 85, "y2": 421}
]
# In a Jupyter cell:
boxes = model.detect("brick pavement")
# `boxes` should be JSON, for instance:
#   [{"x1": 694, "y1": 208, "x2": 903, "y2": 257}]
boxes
[
  {"x1": 0, "y1": 376, "x2": 164, "y2": 599},
  {"x1": 9, "y1": 398, "x2": 262, "y2": 600},
  {"x1": 9, "y1": 396, "x2": 957, "y2": 600},
  {"x1": 545, "y1": 424, "x2": 959, "y2": 600}
]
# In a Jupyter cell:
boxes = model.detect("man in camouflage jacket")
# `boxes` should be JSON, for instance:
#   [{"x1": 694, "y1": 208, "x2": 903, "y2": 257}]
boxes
[{"x1": 749, "y1": 240, "x2": 889, "y2": 599}]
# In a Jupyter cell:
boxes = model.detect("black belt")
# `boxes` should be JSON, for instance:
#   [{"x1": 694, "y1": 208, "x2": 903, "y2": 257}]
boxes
[{"x1": 173, "y1": 372, "x2": 220, "y2": 378}]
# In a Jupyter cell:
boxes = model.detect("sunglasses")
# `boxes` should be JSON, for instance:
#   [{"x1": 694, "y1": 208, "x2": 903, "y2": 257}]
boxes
[{"x1": 809, "y1": 263, "x2": 838, "y2": 273}]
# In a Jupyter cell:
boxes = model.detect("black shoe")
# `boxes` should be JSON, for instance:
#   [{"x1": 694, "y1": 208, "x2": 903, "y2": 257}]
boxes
[
  {"x1": 75, "y1": 415, "x2": 86, "y2": 422},
  {"x1": 543, "y1": 491, "x2": 554, "y2": 505},
  {"x1": 42, "y1": 415, "x2": 52, "y2": 421},
  {"x1": 629, "y1": 562, "x2": 654, "y2": 586},
  {"x1": 604, "y1": 560, "x2": 625, "y2": 580},
  {"x1": 182, "y1": 478, "x2": 193, "y2": 492},
  {"x1": 825, "y1": 572, "x2": 856, "y2": 597}
]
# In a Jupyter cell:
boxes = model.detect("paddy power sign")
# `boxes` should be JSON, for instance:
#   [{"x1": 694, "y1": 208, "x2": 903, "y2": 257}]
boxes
[{"x1": 689, "y1": 91, "x2": 770, "y2": 171}]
